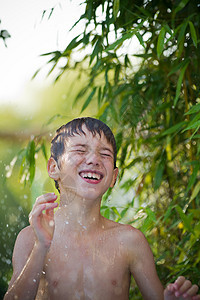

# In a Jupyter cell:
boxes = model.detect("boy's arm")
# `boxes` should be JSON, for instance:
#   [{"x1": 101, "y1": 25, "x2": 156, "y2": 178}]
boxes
[
  {"x1": 128, "y1": 227, "x2": 164, "y2": 300},
  {"x1": 4, "y1": 193, "x2": 58, "y2": 300},
  {"x1": 128, "y1": 227, "x2": 200, "y2": 300}
]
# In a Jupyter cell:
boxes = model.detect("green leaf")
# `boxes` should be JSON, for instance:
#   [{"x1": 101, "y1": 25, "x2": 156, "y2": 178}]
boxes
[
  {"x1": 186, "y1": 163, "x2": 200, "y2": 194},
  {"x1": 174, "y1": 0, "x2": 190, "y2": 14},
  {"x1": 177, "y1": 22, "x2": 188, "y2": 46},
  {"x1": 154, "y1": 159, "x2": 165, "y2": 191},
  {"x1": 113, "y1": 0, "x2": 120, "y2": 20},
  {"x1": 190, "y1": 181, "x2": 200, "y2": 201},
  {"x1": 106, "y1": 32, "x2": 133, "y2": 51},
  {"x1": 41, "y1": 143, "x2": 48, "y2": 161},
  {"x1": 185, "y1": 103, "x2": 200, "y2": 115},
  {"x1": 168, "y1": 59, "x2": 189, "y2": 77},
  {"x1": 96, "y1": 102, "x2": 109, "y2": 118},
  {"x1": 121, "y1": 207, "x2": 129, "y2": 219},
  {"x1": 103, "y1": 208, "x2": 110, "y2": 219},
  {"x1": 115, "y1": 132, "x2": 123, "y2": 153},
  {"x1": 189, "y1": 21, "x2": 198, "y2": 48},
  {"x1": 182, "y1": 111, "x2": 200, "y2": 130},
  {"x1": 182, "y1": 121, "x2": 200, "y2": 132},
  {"x1": 81, "y1": 87, "x2": 97, "y2": 113},
  {"x1": 62, "y1": 34, "x2": 82, "y2": 55},
  {"x1": 135, "y1": 31, "x2": 145, "y2": 48},
  {"x1": 145, "y1": 207, "x2": 157, "y2": 222},
  {"x1": 157, "y1": 27, "x2": 166, "y2": 58},
  {"x1": 44, "y1": 114, "x2": 62, "y2": 126},
  {"x1": 90, "y1": 38, "x2": 103, "y2": 64},
  {"x1": 135, "y1": 5, "x2": 152, "y2": 18},
  {"x1": 27, "y1": 140, "x2": 36, "y2": 184},
  {"x1": 175, "y1": 205, "x2": 193, "y2": 232},
  {"x1": 161, "y1": 121, "x2": 187, "y2": 136},
  {"x1": 174, "y1": 61, "x2": 189, "y2": 106},
  {"x1": 111, "y1": 207, "x2": 121, "y2": 217}
]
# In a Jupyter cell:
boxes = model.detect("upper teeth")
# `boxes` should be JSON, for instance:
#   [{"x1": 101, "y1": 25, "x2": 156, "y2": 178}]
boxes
[{"x1": 81, "y1": 172, "x2": 101, "y2": 180}]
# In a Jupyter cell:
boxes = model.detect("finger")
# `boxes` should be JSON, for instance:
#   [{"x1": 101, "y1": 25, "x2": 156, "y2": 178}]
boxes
[
  {"x1": 29, "y1": 202, "x2": 58, "y2": 222},
  {"x1": 166, "y1": 283, "x2": 176, "y2": 294},
  {"x1": 174, "y1": 276, "x2": 187, "y2": 290},
  {"x1": 175, "y1": 280, "x2": 192, "y2": 297},
  {"x1": 192, "y1": 295, "x2": 200, "y2": 300},
  {"x1": 35, "y1": 193, "x2": 57, "y2": 205},
  {"x1": 183, "y1": 285, "x2": 199, "y2": 297},
  {"x1": 46, "y1": 205, "x2": 57, "y2": 217}
]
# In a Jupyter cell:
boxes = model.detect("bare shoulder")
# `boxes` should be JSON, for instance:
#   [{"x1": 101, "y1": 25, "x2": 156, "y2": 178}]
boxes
[
  {"x1": 103, "y1": 218, "x2": 147, "y2": 248},
  {"x1": 10, "y1": 226, "x2": 36, "y2": 285},
  {"x1": 13, "y1": 225, "x2": 36, "y2": 255}
]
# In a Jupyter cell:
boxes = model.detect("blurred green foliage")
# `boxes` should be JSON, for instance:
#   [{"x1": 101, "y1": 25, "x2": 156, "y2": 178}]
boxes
[{"x1": 1, "y1": 0, "x2": 200, "y2": 299}]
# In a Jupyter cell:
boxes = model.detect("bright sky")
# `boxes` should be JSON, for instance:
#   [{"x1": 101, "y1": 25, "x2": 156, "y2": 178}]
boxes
[{"x1": 0, "y1": 0, "x2": 84, "y2": 107}]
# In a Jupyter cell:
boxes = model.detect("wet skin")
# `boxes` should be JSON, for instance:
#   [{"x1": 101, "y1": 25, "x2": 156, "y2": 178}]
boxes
[
  {"x1": 36, "y1": 218, "x2": 132, "y2": 300},
  {"x1": 4, "y1": 128, "x2": 200, "y2": 300}
]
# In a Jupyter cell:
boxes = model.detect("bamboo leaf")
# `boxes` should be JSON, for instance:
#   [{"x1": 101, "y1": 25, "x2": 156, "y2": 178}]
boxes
[
  {"x1": 177, "y1": 22, "x2": 188, "y2": 46},
  {"x1": 182, "y1": 121, "x2": 200, "y2": 132},
  {"x1": 62, "y1": 34, "x2": 82, "y2": 55},
  {"x1": 174, "y1": 61, "x2": 189, "y2": 106},
  {"x1": 186, "y1": 163, "x2": 200, "y2": 194},
  {"x1": 135, "y1": 31, "x2": 145, "y2": 48},
  {"x1": 96, "y1": 102, "x2": 109, "y2": 118},
  {"x1": 154, "y1": 159, "x2": 165, "y2": 191},
  {"x1": 168, "y1": 59, "x2": 189, "y2": 77},
  {"x1": 27, "y1": 140, "x2": 36, "y2": 184},
  {"x1": 174, "y1": 0, "x2": 190, "y2": 14},
  {"x1": 189, "y1": 21, "x2": 198, "y2": 48},
  {"x1": 161, "y1": 121, "x2": 186, "y2": 136},
  {"x1": 106, "y1": 32, "x2": 133, "y2": 51},
  {"x1": 111, "y1": 206, "x2": 121, "y2": 217},
  {"x1": 90, "y1": 39, "x2": 103, "y2": 64},
  {"x1": 185, "y1": 103, "x2": 200, "y2": 115},
  {"x1": 113, "y1": 0, "x2": 120, "y2": 20},
  {"x1": 81, "y1": 87, "x2": 97, "y2": 113},
  {"x1": 157, "y1": 27, "x2": 166, "y2": 58},
  {"x1": 145, "y1": 207, "x2": 157, "y2": 222},
  {"x1": 41, "y1": 143, "x2": 48, "y2": 161},
  {"x1": 175, "y1": 205, "x2": 193, "y2": 232},
  {"x1": 190, "y1": 181, "x2": 200, "y2": 201}
]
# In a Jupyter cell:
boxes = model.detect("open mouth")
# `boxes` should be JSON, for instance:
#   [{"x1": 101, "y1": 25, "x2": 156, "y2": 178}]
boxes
[{"x1": 79, "y1": 171, "x2": 103, "y2": 183}]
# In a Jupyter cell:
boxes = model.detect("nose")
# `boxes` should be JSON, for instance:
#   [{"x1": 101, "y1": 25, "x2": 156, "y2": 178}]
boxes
[{"x1": 85, "y1": 151, "x2": 101, "y2": 166}]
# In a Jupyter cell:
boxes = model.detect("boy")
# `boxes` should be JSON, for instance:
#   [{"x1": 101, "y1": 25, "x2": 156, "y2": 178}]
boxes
[{"x1": 4, "y1": 117, "x2": 200, "y2": 300}]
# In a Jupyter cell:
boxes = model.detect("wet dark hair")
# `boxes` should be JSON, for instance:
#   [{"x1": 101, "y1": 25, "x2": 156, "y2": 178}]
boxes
[{"x1": 50, "y1": 117, "x2": 117, "y2": 192}]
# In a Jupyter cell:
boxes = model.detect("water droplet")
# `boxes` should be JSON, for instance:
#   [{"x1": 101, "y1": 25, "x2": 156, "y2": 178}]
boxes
[{"x1": 49, "y1": 220, "x2": 54, "y2": 227}]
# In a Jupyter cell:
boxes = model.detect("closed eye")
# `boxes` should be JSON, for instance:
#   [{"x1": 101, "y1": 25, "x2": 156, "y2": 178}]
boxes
[
  {"x1": 75, "y1": 150, "x2": 86, "y2": 153},
  {"x1": 100, "y1": 153, "x2": 112, "y2": 157}
]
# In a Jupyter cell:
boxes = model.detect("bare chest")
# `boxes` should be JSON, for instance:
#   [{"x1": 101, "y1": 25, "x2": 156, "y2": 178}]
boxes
[{"x1": 41, "y1": 232, "x2": 130, "y2": 299}]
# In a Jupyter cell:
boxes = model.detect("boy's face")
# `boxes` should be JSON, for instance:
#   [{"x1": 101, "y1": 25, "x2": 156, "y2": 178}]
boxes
[{"x1": 52, "y1": 125, "x2": 118, "y2": 200}]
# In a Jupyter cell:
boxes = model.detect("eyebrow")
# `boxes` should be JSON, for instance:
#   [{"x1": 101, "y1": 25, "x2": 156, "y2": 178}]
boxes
[
  {"x1": 71, "y1": 144, "x2": 114, "y2": 155},
  {"x1": 100, "y1": 147, "x2": 114, "y2": 155},
  {"x1": 71, "y1": 143, "x2": 87, "y2": 148}
]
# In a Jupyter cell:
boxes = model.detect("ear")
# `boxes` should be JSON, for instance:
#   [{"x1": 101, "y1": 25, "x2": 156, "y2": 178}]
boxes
[
  {"x1": 110, "y1": 167, "x2": 118, "y2": 188},
  {"x1": 47, "y1": 157, "x2": 60, "y2": 180}
]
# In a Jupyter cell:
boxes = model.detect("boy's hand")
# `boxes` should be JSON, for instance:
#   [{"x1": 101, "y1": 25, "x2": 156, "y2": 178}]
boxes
[
  {"x1": 164, "y1": 276, "x2": 200, "y2": 300},
  {"x1": 29, "y1": 193, "x2": 58, "y2": 249}
]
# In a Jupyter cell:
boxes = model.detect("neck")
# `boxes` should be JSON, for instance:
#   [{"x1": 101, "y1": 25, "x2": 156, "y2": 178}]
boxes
[{"x1": 55, "y1": 189, "x2": 103, "y2": 233}]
